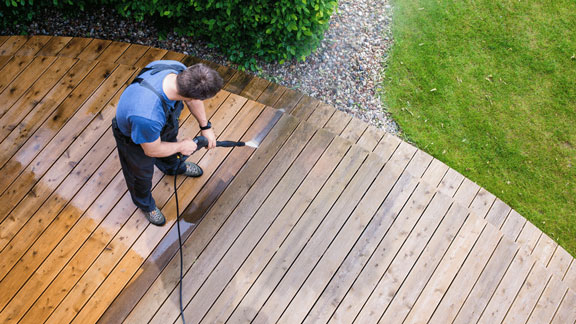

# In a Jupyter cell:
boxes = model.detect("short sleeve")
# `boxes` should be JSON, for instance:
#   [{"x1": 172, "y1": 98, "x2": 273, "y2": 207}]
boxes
[{"x1": 129, "y1": 116, "x2": 163, "y2": 144}]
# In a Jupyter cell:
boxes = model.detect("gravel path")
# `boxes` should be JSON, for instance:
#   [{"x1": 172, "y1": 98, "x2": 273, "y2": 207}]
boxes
[{"x1": 4, "y1": 1, "x2": 399, "y2": 134}]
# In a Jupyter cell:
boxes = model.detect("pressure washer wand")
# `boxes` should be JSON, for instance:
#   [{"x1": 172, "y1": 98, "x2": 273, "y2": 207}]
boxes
[{"x1": 193, "y1": 135, "x2": 256, "y2": 149}]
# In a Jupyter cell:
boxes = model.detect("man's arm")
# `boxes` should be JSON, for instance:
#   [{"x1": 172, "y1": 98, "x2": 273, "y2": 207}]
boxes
[
  {"x1": 185, "y1": 99, "x2": 217, "y2": 149},
  {"x1": 141, "y1": 137, "x2": 197, "y2": 157}
]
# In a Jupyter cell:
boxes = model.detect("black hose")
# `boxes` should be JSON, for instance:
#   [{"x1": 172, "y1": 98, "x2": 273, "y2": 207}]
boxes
[
  {"x1": 172, "y1": 138, "x2": 244, "y2": 324},
  {"x1": 174, "y1": 156, "x2": 186, "y2": 324}
]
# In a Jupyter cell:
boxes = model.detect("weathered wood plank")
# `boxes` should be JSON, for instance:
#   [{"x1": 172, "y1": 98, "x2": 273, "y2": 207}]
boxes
[
  {"x1": 256, "y1": 146, "x2": 419, "y2": 324},
  {"x1": 501, "y1": 209, "x2": 527, "y2": 241},
  {"x1": 516, "y1": 221, "x2": 542, "y2": 253},
  {"x1": 228, "y1": 149, "x2": 384, "y2": 324},
  {"x1": 200, "y1": 136, "x2": 353, "y2": 324},
  {"x1": 224, "y1": 144, "x2": 369, "y2": 324},
  {"x1": 0, "y1": 57, "x2": 77, "y2": 142},
  {"x1": 273, "y1": 87, "x2": 304, "y2": 113},
  {"x1": 177, "y1": 130, "x2": 337, "y2": 324},
  {"x1": 339, "y1": 115, "x2": 368, "y2": 143},
  {"x1": 291, "y1": 95, "x2": 320, "y2": 121},
  {"x1": 468, "y1": 187, "x2": 496, "y2": 220},
  {"x1": 550, "y1": 288, "x2": 576, "y2": 324},
  {"x1": 563, "y1": 260, "x2": 576, "y2": 291},
  {"x1": 375, "y1": 203, "x2": 469, "y2": 324},
  {"x1": 485, "y1": 198, "x2": 512, "y2": 229},
  {"x1": 437, "y1": 168, "x2": 465, "y2": 197},
  {"x1": 421, "y1": 157, "x2": 450, "y2": 187},
  {"x1": 283, "y1": 143, "x2": 425, "y2": 324},
  {"x1": 0, "y1": 56, "x2": 57, "y2": 119},
  {"x1": 373, "y1": 132, "x2": 401, "y2": 162},
  {"x1": 526, "y1": 275, "x2": 568, "y2": 324},
  {"x1": 307, "y1": 102, "x2": 336, "y2": 127},
  {"x1": 404, "y1": 148, "x2": 434, "y2": 179},
  {"x1": 502, "y1": 263, "x2": 552, "y2": 324},
  {"x1": 256, "y1": 82, "x2": 286, "y2": 107},
  {"x1": 356, "y1": 125, "x2": 385, "y2": 153},
  {"x1": 532, "y1": 233, "x2": 558, "y2": 266},
  {"x1": 223, "y1": 69, "x2": 254, "y2": 95},
  {"x1": 547, "y1": 246, "x2": 573, "y2": 278},
  {"x1": 137, "y1": 119, "x2": 319, "y2": 324},
  {"x1": 239, "y1": 76, "x2": 270, "y2": 101},
  {"x1": 402, "y1": 215, "x2": 487, "y2": 324},
  {"x1": 339, "y1": 187, "x2": 451, "y2": 324},
  {"x1": 324, "y1": 109, "x2": 352, "y2": 135},
  {"x1": 14, "y1": 35, "x2": 52, "y2": 56},
  {"x1": 478, "y1": 247, "x2": 535, "y2": 324},
  {"x1": 453, "y1": 236, "x2": 519, "y2": 324},
  {"x1": 428, "y1": 224, "x2": 502, "y2": 323},
  {"x1": 453, "y1": 177, "x2": 481, "y2": 208}
]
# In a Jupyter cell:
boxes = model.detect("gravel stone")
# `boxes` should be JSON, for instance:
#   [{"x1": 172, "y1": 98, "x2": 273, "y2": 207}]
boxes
[{"x1": 3, "y1": 0, "x2": 399, "y2": 134}]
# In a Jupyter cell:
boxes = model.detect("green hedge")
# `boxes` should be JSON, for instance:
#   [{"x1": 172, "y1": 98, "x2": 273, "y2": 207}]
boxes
[{"x1": 1, "y1": 0, "x2": 338, "y2": 70}]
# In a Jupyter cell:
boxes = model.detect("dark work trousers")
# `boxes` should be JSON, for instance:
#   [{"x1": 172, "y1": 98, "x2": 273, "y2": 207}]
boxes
[{"x1": 111, "y1": 103, "x2": 186, "y2": 212}]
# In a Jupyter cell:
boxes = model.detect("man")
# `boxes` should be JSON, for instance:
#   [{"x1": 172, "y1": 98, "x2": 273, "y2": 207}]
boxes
[{"x1": 112, "y1": 60, "x2": 223, "y2": 226}]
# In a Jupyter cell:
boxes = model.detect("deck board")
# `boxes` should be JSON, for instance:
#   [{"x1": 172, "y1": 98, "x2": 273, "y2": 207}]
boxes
[
  {"x1": 0, "y1": 56, "x2": 57, "y2": 118},
  {"x1": 14, "y1": 35, "x2": 52, "y2": 56},
  {"x1": 1, "y1": 37, "x2": 574, "y2": 324},
  {"x1": 179, "y1": 129, "x2": 336, "y2": 324},
  {"x1": 0, "y1": 56, "x2": 77, "y2": 142},
  {"x1": 0, "y1": 35, "x2": 29, "y2": 55}
]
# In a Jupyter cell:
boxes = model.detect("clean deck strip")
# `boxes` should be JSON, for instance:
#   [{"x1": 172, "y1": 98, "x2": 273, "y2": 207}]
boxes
[{"x1": 0, "y1": 37, "x2": 574, "y2": 324}]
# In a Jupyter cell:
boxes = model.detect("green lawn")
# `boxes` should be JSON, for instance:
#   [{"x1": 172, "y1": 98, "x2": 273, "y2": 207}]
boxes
[{"x1": 384, "y1": 0, "x2": 576, "y2": 255}]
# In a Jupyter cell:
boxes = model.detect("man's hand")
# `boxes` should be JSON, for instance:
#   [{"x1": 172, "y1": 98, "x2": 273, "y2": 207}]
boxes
[
  {"x1": 201, "y1": 128, "x2": 217, "y2": 149},
  {"x1": 178, "y1": 138, "x2": 198, "y2": 155}
]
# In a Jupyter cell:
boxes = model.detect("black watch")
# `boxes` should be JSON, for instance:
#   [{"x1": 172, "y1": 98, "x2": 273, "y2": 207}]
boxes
[{"x1": 200, "y1": 121, "x2": 212, "y2": 131}]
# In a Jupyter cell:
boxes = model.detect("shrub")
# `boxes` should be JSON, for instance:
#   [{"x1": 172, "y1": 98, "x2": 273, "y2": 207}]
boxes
[{"x1": 1, "y1": 0, "x2": 338, "y2": 70}]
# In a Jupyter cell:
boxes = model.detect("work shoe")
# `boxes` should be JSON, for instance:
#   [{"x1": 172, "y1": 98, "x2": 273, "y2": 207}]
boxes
[
  {"x1": 183, "y1": 161, "x2": 203, "y2": 177},
  {"x1": 144, "y1": 207, "x2": 166, "y2": 226}
]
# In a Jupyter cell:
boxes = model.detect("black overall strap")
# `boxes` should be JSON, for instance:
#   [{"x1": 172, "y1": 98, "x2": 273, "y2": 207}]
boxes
[
  {"x1": 132, "y1": 77, "x2": 171, "y2": 114},
  {"x1": 138, "y1": 64, "x2": 185, "y2": 76},
  {"x1": 131, "y1": 63, "x2": 186, "y2": 115}
]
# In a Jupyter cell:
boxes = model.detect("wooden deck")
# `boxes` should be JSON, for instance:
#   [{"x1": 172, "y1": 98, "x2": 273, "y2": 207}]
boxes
[{"x1": 0, "y1": 35, "x2": 574, "y2": 324}]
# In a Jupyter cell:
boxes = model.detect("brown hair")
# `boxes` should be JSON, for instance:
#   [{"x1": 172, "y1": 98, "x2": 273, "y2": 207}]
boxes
[{"x1": 176, "y1": 63, "x2": 223, "y2": 100}]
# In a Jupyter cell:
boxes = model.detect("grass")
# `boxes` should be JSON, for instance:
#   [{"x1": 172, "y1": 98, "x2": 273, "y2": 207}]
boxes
[{"x1": 384, "y1": 0, "x2": 576, "y2": 256}]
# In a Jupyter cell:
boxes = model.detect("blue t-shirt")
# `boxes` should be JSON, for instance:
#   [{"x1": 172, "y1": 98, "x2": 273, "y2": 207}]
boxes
[{"x1": 116, "y1": 60, "x2": 186, "y2": 144}]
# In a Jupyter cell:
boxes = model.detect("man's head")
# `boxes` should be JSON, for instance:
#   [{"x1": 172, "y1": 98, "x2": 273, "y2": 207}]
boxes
[{"x1": 176, "y1": 63, "x2": 223, "y2": 100}]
